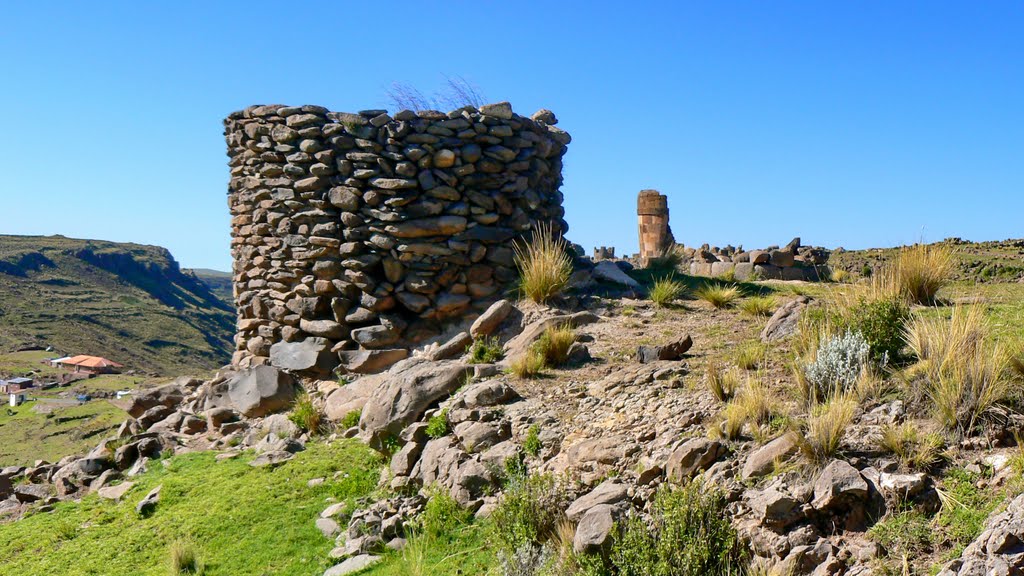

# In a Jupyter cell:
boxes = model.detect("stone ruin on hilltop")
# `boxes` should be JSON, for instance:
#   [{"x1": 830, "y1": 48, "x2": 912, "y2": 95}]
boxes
[{"x1": 224, "y1": 102, "x2": 570, "y2": 374}]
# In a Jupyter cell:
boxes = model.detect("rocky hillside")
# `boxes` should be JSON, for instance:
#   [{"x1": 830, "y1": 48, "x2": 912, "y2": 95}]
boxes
[
  {"x1": 3, "y1": 259, "x2": 1024, "y2": 575},
  {"x1": 831, "y1": 238, "x2": 1024, "y2": 283},
  {"x1": 0, "y1": 235, "x2": 234, "y2": 374},
  {"x1": 187, "y1": 268, "x2": 233, "y2": 304}
]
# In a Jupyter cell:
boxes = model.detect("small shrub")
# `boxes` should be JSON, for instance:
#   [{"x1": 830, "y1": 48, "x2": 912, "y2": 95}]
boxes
[
  {"x1": 878, "y1": 421, "x2": 943, "y2": 471},
  {"x1": 169, "y1": 540, "x2": 204, "y2": 575},
  {"x1": 803, "y1": 330, "x2": 872, "y2": 404},
  {"x1": 498, "y1": 543, "x2": 552, "y2": 576},
  {"x1": 861, "y1": 264, "x2": 873, "y2": 278},
  {"x1": 739, "y1": 295, "x2": 777, "y2": 317},
  {"x1": 425, "y1": 409, "x2": 450, "y2": 439},
  {"x1": 609, "y1": 479, "x2": 747, "y2": 576},
  {"x1": 847, "y1": 296, "x2": 910, "y2": 363},
  {"x1": 706, "y1": 365, "x2": 740, "y2": 403},
  {"x1": 288, "y1": 394, "x2": 323, "y2": 435},
  {"x1": 508, "y1": 350, "x2": 545, "y2": 379},
  {"x1": 649, "y1": 275, "x2": 685, "y2": 307},
  {"x1": 514, "y1": 223, "x2": 573, "y2": 304},
  {"x1": 491, "y1": 473, "x2": 572, "y2": 554},
  {"x1": 419, "y1": 489, "x2": 472, "y2": 540},
  {"x1": 894, "y1": 243, "x2": 954, "y2": 305},
  {"x1": 735, "y1": 341, "x2": 766, "y2": 370},
  {"x1": 795, "y1": 394, "x2": 857, "y2": 464},
  {"x1": 468, "y1": 336, "x2": 504, "y2": 364},
  {"x1": 341, "y1": 409, "x2": 361, "y2": 429},
  {"x1": 523, "y1": 424, "x2": 541, "y2": 457},
  {"x1": 695, "y1": 284, "x2": 741, "y2": 309},
  {"x1": 534, "y1": 324, "x2": 575, "y2": 367}
]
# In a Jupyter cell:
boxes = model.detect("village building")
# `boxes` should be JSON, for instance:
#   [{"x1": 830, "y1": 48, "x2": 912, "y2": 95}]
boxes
[
  {"x1": 0, "y1": 377, "x2": 34, "y2": 394},
  {"x1": 57, "y1": 355, "x2": 124, "y2": 375}
]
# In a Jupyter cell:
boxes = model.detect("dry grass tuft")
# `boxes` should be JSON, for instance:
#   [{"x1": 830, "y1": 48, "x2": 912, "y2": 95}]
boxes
[
  {"x1": 170, "y1": 540, "x2": 204, "y2": 575},
  {"x1": 514, "y1": 223, "x2": 573, "y2": 304},
  {"x1": 795, "y1": 395, "x2": 857, "y2": 464},
  {"x1": 288, "y1": 394, "x2": 324, "y2": 436},
  {"x1": 709, "y1": 376, "x2": 781, "y2": 440},
  {"x1": 735, "y1": 341, "x2": 767, "y2": 370},
  {"x1": 695, "y1": 284, "x2": 741, "y2": 309},
  {"x1": 893, "y1": 243, "x2": 955, "y2": 305},
  {"x1": 509, "y1": 350, "x2": 546, "y2": 379},
  {"x1": 649, "y1": 275, "x2": 686, "y2": 307},
  {"x1": 739, "y1": 295, "x2": 777, "y2": 317},
  {"x1": 535, "y1": 324, "x2": 576, "y2": 367},
  {"x1": 878, "y1": 421, "x2": 944, "y2": 471},
  {"x1": 905, "y1": 306, "x2": 1014, "y2": 434},
  {"x1": 706, "y1": 365, "x2": 740, "y2": 403}
]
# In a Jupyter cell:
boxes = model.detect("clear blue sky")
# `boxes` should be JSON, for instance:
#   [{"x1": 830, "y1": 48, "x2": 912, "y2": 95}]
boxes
[{"x1": 2, "y1": 2, "x2": 1021, "y2": 270}]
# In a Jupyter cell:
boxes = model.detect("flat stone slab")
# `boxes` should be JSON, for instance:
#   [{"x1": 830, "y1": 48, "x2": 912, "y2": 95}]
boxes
[{"x1": 323, "y1": 554, "x2": 382, "y2": 576}]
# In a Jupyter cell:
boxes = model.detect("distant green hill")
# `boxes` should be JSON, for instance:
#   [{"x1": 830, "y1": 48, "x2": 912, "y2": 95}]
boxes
[
  {"x1": 0, "y1": 234, "x2": 234, "y2": 374},
  {"x1": 188, "y1": 267, "x2": 234, "y2": 303}
]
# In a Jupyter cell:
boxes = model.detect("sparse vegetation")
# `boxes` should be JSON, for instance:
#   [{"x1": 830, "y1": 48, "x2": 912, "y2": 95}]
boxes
[
  {"x1": 878, "y1": 421, "x2": 944, "y2": 471},
  {"x1": 341, "y1": 409, "x2": 362, "y2": 429},
  {"x1": 534, "y1": 324, "x2": 576, "y2": 367},
  {"x1": 288, "y1": 393, "x2": 323, "y2": 435},
  {"x1": 649, "y1": 275, "x2": 686, "y2": 307},
  {"x1": 523, "y1": 424, "x2": 542, "y2": 457},
  {"x1": 514, "y1": 224, "x2": 573, "y2": 304},
  {"x1": 905, "y1": 306, "x2": 1015, "y2": 434},
  {"x1": 695, "y1": 284, "x2": 741, "y2": 309},
  {"x1": 491, "y1": 473, "x2": 572, "y2": 557},
  {"x1": 795, "y1": 394, "x2": 857, "y2": 464},
  {"x1": 894, "y1": 243, "x2": 955, "y2": 305},
  {"x1": 802, "y1": 330, "x2": 872, "y2": 404},
  {"x1": 706, "y1": 365, "x2": 740, "y2": 403},
  {"x1": 608, "y1": 479, "x2": 747, "y2": 576},
  {"x1": 468, "y1": 336, "x2": 505, "y2": 364},
  {"x1": 508, "y1": 350, "x2": 546, "y2": 379},
  {"x1": 735, "y1": 341, "x2": 766, "y2": 370},
  {"x1": 169, "y1": 540, "x2": 204, "y2": 575},
  {"x1": 739, "y1": 295, "x2": 777, "y2": 317},
  {"x1": 426, "y1": 409, "x2": 451, "y2": 439}
]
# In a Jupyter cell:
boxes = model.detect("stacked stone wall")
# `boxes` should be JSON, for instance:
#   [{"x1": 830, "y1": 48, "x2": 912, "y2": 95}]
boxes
[{"x1": 225, "y1": 102, "x2": 570, "y2": 371}]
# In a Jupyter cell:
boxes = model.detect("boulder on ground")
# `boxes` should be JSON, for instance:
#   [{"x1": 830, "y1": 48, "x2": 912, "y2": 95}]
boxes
[
  {"x1": 636, "y1": 335, "x2": 693, "y2": 363},
  {"x1": 270, "y1": 337, "x2": 338, "y2": 375},
  {"x1": 359, "y1": 359, "x2": 472, "y2": 448},
  {"x1": 127, "y1": 384, "x2": 184, "y2": 418},
  {"x1": 338, "y1": 349, "x2": 409, "y2": 374},
  {"x1": 812, "y1": 460, "x2": 868, "y2": 510},
  {"x1": 574, "y1": 504, "x2": 617, "y2": 554},
  {"x1": 136, "y1": 484, "x2": 161, "y2": 516},
  {"x1": 205, "y1": 365, "x2": 297, "y2": 418},
  {"x1": 666, "y1": 438, "x2": 725, "y2": 481},
  {"x1": 761, "y1": 297, "x2": 812, "y2": 343},
  {"x1": 593, "y1": 260, "x2": 641, "y2": 287},
  {"x1": 566, "y1": 480, "x2": 628, "y2": 522},
  {"x1": 470, "y1": 299, "x2": 514, "y2": 338},
  {"x1": 742, "y1": 433, "x2": 798, "y2": 481}
]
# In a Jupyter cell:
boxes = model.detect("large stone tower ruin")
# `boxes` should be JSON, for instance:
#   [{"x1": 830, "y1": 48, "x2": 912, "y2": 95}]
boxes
[
  {"x1": 224, "y1": 102, "x2": 570, "y2": 374},
  {"x1": 637, "y1": 189, "x2": 674, "y2": 260}
]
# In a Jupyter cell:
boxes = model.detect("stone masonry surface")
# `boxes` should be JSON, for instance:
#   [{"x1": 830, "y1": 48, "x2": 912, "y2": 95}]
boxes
[{"x1": 225, "y1": 103, "x2": 570, "y2": 373}]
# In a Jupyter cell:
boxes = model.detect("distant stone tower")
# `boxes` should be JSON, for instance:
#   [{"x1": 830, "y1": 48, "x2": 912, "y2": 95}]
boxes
[{"x1": 637, "y1": 190, "x2": 674, "y2": 260}]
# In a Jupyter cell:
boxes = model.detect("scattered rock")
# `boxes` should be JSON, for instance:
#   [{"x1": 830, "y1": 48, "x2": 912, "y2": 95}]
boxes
[
  {"x1": 574, "y1": 504, "x2": 617, "y2": 554},
  {"x1": 323, "y1": 554, "x2": 382, "y2": 576},
  {"x1": 761, "y1": 297, "x2": 812, "y2": 343},
  {"x1": 636, "y1": 335, "x2": 693, "y2": 363},
  {"x1": 812, "y1": 460, "x2": 868, "y2": 510},
  {"x1": 666, "y1": 439, "x2": 725, "y2": 481},
  {"x1": 136, "y1": 485, "x2": 161, "y2": 516}
]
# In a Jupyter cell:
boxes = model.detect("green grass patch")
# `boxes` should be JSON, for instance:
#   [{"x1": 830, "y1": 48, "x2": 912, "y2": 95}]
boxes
[{"x1": 0, "y1": 440, "x2": 382, "y2": 576}]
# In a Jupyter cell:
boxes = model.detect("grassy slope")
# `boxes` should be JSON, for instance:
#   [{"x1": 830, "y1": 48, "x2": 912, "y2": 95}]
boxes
[
  {"x1": 0, "y1": 399, "x2": 125, "y2": 467},
  {"x1": 0, "y1": 234, "x2": 234, "y2": 375},
  {"x1": 1, "y1": 441, "x2": 384, "y2": 576}
]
